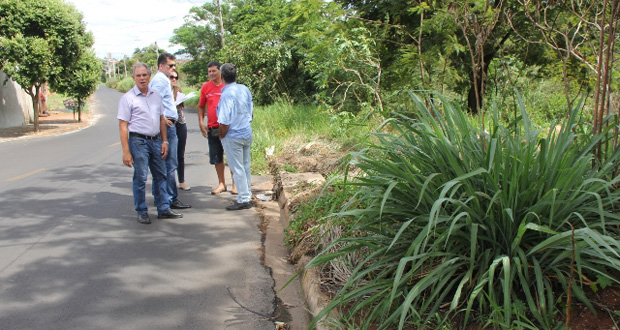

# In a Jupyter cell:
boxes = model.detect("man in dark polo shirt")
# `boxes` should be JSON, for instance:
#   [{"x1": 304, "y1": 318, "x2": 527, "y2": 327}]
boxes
[{"x1": 117, "y1": 62, "x2": 183, "y2": 224}]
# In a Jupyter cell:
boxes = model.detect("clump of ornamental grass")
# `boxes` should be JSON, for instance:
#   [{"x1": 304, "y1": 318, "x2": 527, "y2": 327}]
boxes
[{"x1": 307, "y1": 93, "x2": 620, "y2": 330}]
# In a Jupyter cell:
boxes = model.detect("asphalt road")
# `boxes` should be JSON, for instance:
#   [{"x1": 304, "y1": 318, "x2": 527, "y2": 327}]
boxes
[{"x1": 0, "y1": 86, "x2": 275, "y2": 330}]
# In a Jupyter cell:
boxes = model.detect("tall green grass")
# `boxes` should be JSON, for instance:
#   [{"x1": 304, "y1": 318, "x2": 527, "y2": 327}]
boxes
[
  {"x1": 308, "y1": 93, "x2": 620, "y2": 329},
  {"x1": 251, "y1": 101, "x2": 373, "y2": 174}
]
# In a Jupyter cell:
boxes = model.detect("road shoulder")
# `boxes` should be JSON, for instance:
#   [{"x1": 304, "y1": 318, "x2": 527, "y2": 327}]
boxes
[{"x1": 0, "y1": 109, "x2": 95, "y2": 143}]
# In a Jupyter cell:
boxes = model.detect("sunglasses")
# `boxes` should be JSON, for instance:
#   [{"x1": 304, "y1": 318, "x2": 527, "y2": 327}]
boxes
[
  {"x1": 170, "y1": 76, "x2": 178, "y2": 80},
  {"x1": 167, "y1": 63, "x2": 176, "y2": 68}
]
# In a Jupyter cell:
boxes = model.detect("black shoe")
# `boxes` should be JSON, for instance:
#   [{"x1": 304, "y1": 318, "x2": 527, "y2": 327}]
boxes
[
  {"x1": 137, "y1": 213, "x2": 151, "y2": 224},
  {"x1": 225, "y1": 201, "x2": 253, "y2": 211},
  {"x1": 170, "y1": 200, "x2": 191, "y2": 209},
  {"x1": 157, "y1": 209, "x2": 183, "y2": 219}
]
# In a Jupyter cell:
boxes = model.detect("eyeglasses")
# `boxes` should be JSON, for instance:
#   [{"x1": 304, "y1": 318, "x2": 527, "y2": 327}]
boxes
[
  {"x1": 170, "y1": 76, "x2": 178, "y2": 80},
  {"x1": 167, "y1": 63, "x2": 176, "y2": 68}
]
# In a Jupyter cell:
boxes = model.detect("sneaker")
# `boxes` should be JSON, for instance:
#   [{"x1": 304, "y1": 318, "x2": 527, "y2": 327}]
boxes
[
  {"x1": 137, "y1": 213, "x2": 151, "y2": 224},
  {"x1": 225, "y1": 201, "x2": 252, "y2": 211}
]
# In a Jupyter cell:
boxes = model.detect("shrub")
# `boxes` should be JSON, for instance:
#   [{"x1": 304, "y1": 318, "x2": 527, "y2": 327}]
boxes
[
  {"x1": 308, "y1": 93, "x2": 620, "y2": 329},
  {"x1": 117, "y1": 77, "x2": 135, "y2": 93}
]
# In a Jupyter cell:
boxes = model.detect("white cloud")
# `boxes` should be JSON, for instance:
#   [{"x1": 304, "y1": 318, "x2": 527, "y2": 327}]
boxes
[{"x1": 67, "y1": 0, "x2": 200, "y2": 59}]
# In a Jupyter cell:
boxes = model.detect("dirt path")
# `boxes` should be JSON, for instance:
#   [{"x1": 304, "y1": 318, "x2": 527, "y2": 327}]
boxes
[{"x1": 0, "y1": 110, "x2": 94, "y2": 143}]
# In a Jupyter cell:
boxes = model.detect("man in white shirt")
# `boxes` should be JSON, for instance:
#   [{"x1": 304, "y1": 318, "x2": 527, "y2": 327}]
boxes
[{"x1": 149, "y1": 53, "x2": 191, "y2": 210}]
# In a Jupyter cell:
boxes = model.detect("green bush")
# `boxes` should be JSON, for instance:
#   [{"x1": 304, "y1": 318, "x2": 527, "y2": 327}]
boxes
[
  {"x1": 308, "y1": 93, "x2": 620, "y2": 329},
  {"x1": 117, "y1": 77, "x2": 135, "y2": 93}
]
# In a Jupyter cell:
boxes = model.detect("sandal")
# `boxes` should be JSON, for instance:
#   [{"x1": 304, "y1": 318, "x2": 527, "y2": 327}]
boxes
[{"x1": 211, "y1": 186, "x2": 227, "y2": 195}]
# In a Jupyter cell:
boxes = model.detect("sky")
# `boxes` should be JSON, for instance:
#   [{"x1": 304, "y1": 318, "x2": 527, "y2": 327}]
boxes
[{"x1": 67, "y1": 0, "x2": 202, "y2": 59}]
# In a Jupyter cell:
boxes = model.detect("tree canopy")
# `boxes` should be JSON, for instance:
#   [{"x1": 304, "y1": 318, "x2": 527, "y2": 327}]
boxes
[
  {"x1": 168, "y1": 0, "x2": 617, "y2": 120},
  {"x1": 0, "y1": 0, "x2": 96, "y2": 130}
]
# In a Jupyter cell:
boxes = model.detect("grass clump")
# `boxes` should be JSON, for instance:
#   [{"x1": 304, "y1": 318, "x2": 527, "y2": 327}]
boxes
[
  {"x1": 252, "y1": 100, "x2": 372, "y2": 174},
  {"x1": 307, "y1": 93, "x2": 620, "y2": 329}
]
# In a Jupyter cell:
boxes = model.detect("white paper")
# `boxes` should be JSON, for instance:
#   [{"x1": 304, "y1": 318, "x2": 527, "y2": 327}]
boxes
[{"x1": 175, "y1": 92, "x2": 196, "y2": 106}]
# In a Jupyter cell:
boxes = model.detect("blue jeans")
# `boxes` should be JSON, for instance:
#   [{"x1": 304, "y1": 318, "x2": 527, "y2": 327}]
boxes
[
  {"x1": 153, "y1": 124, "x2": 179, "y2": 203},
  {"x1": 221, "y1": 136, "x2": 252, "y2": 203},
  {"x1": 129, "y1": 135, "x2": 171, "y2": 214}
]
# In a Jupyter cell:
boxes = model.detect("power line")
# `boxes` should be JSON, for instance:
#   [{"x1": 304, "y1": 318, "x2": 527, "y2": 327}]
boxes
[{"x1": 112, "y1": 16, "x2": 185, "y2": 31}]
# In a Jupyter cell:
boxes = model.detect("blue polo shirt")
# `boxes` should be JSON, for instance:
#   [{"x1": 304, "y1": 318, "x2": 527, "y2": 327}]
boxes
[
  {"x1": 217, "y1": 82, "x2": 253, "y2": 139},
  {"x1": 149, "y1": 71, "x2": 177, "y2": 120}
]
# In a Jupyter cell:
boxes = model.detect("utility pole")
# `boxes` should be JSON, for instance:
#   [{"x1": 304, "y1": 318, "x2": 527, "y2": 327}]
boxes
[
  {"x1": 155, "y1": 41, "x2": 159, "y2": 60},
  {"x1": 123, "y1": 55, "x2": 127, "y2": 78},
  {"x1": 216, "y1": 0, "x2": 225, "y2": 46}
]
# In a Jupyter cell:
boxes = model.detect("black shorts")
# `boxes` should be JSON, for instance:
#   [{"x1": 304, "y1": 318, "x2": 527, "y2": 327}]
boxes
[{"x1": 207, "y1": 129, "x2": 224, "y2": 165}]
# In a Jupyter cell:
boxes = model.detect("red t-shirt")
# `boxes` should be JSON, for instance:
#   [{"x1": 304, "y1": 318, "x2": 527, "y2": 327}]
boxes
[{"x1": 198, "y1": 81, "x2": 224, "y2": 128}]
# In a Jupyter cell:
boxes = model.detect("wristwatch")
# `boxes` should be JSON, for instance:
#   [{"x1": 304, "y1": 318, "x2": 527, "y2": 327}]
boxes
[{"x1": 163, "y1": 141, "x2": 169, "y2": 144}]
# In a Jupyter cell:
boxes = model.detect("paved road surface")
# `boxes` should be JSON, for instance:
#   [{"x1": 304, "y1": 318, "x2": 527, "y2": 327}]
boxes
[{"x1": 0, "y1": 86, "x2": 274, "y2": 330}]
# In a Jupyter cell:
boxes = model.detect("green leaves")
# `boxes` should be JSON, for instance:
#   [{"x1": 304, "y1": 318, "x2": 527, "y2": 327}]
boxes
[
  {"x1": 308, "y1": 94, "x2": 620, "y2": 329},
  {"x1": 0, "y1": 35, "x2": 55, "y2": 89},
  {"x1": 0, "y1": 0, "x2": 94, "y2": 127}
]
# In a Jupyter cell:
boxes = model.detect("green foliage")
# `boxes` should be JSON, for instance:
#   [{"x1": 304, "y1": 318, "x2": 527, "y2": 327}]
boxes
[
  {"x1": 285, "y1": 180, "x2": 355, "y2": 248},
  {"x1": 288, "y1": 0, "x2": 385, "y2": 111},
  {"x1": 0, "y1": 0, "x2": 93, "y2": 126},
  {"x1": 130, "y1": 44, "x2": 168, "y2": 75},
  {"x1": 55, "y1": 50, "x2": 102, "y2": 112},
  {"x1": 0, "y1": 35, "x2": 55, "y2": 90},
  {"x1": 172, "y1": 0, "x2": 313, "y2": 105},
  {"x1": 170, "y1": 2, "x2": 230, "y2": 85},
  {"x1": 251, "y1": 100, "x2": 374, "y2": 174},
  {"x1": 118, "y1": 77, "x2": 136, "y2": 93},
  {"x1": 251, "y1": 101, "x2": 330, "y2": 173},
  {"x1": 307, "y1": 93, "x2": 620, "y2": 329}
]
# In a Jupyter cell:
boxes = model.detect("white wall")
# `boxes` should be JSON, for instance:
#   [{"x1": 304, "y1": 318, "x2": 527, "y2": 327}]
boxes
[{"x1": 0, "y1": 71, "x2": 34, "y2": 129}]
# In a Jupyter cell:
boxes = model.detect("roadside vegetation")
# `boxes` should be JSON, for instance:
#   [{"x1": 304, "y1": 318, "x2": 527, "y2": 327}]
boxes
[
  {"x1": 0, "y1": 0, "x2": 101, "y2": 129},
  {"x1": 98, "y1": 0, "x2": 620, "y2": 328}
]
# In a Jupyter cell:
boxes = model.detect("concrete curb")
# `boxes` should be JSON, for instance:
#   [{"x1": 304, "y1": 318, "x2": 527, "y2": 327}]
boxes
[{"x1": 271, "y1": 168, "x2": 339, "y2": 330}]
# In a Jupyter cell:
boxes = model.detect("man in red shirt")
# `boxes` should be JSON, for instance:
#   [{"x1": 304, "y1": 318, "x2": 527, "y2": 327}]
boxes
[{"x1": 198, "y1": 61, "x2": 237, "y2": 194}]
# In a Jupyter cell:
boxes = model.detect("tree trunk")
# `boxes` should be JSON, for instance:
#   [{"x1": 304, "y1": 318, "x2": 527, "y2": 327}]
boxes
[
  {"x1": 467, "y1": 61, "x2": 489, "y2": 115},
  {"x1": 467, "y1": 46, "x2": 500, "y2": 114},
  {"x1": 216, "y1": 0, "x2": 225, "y2": 46},
  {"x1": 28, "y1": 85, "x2": 41, "y2": 132},
  {"x1": 78, "y1": 98, "x2": 82, "y2": 123}
]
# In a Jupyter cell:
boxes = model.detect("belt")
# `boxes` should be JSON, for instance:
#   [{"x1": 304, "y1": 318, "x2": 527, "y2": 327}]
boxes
[
  {"x1": 129, "y1": 132, "x2": 160, "y2": 140},
  {"x1": 166, "y1": 117, "x2": 177, "y2": 124}
]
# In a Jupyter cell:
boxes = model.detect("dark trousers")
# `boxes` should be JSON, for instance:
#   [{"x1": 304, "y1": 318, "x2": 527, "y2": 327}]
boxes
[{"x1": 176, "y1": 122, "x2": 187, "y2": 184}]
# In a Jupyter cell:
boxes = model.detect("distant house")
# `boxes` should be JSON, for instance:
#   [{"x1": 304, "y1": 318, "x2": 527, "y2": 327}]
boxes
[{"x1": 0, "y1": 70, "x2": 34, "y2": 129}]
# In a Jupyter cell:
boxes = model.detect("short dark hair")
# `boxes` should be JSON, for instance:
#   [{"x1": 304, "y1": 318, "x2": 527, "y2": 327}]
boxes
[
  {"x1": 157, "y1": 53, "x2": 176, "y2": 67},
  {"x1": 220, "y1": 63, "x2": 236, "y2": 83},
  {"x1": 207, "y1": 61, "x2": 221, "y2": 69}
]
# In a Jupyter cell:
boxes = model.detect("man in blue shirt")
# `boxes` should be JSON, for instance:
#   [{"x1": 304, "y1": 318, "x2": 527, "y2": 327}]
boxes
[
  {"x1": 217, "y1": 63, "x2": 254, "y2": 210},
  {"x1": 117, "y1": 62, "x2": 183, "y2": 224},
  {"x1": 149, "y1": 53, "x2": 191, "y2": 210}
]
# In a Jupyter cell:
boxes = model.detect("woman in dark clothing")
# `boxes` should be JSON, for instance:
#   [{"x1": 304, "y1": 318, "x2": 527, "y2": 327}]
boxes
[{"x1": 171, "y1": 71, "x2": 190, "y2": 191}]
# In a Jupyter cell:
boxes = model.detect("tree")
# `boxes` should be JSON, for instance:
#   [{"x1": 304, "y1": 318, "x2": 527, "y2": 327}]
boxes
[
  {"x1": 449, "y1": 0, "x2": 511, "y2": 115},
  {"x1": 172, "y1": 0, "x2": 312, "y2": 104},
  {"x1": 171, "y1": 2, "x2": 230, "y2": 86},
  {"x1": 130, "y1": 44, "x2": 167, "y2": 75},
  {"x1": 288, "y1": 0, "x2": 385, "y2": 112},
  {"x1": 506, "y1": 0, "x2": 620, "y2": 160},
  {"x1": 55, "y1": 50, "x2": 102, "y2": 122},
  {"x1": 0, "y1": 0, "x2": 93, "y2": 131}
]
